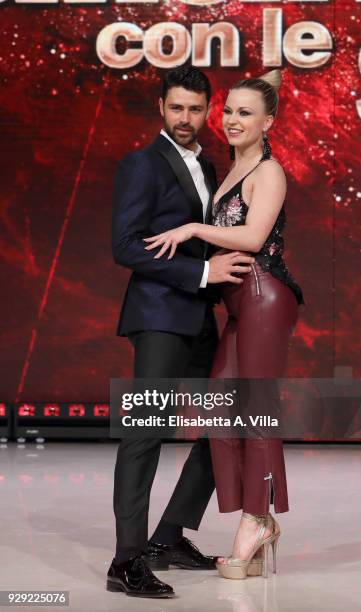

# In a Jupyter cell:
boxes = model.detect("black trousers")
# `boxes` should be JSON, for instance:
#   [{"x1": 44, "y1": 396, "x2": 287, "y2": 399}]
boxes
[{"x1": 113, "y1": 305, "x2": 219, "y2": 555}]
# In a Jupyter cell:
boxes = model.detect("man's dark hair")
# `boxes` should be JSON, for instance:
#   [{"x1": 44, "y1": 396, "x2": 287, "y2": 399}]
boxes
[{"x1": 162, "y1": 66, "x2": 212, "y2": 104}]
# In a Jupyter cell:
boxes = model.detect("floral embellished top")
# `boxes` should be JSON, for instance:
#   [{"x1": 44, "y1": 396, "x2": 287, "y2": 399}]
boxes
[{"x1": 212, "y1": 157, "x2": 304, "y2": 305}]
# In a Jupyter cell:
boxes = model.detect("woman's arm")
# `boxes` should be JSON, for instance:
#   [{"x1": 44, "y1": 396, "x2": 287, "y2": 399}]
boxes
[{"x1": 144, "y1": 160, "x2": 286, "y2": 258}]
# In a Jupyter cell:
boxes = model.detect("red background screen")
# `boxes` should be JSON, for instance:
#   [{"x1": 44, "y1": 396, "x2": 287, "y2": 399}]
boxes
[{"x1": 1, "y1": 0, "x2": 360, "y2": 403}]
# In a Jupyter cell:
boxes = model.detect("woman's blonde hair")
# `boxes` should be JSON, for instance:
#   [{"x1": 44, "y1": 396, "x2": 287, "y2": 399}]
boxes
[{"x1": 230, "y1": 69, "x2": 282, "y2": 117}]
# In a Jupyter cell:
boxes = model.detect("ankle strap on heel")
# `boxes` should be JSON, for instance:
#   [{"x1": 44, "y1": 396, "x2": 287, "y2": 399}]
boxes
[{"x1": 242, "y1": 513, "x2": 267, "y2": 524}]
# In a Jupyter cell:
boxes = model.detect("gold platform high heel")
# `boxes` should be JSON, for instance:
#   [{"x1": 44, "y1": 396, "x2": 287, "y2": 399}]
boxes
[
  {"x1": 217, "y1": 557, "x2": 264, "y2": 577},
  {"x1": 247, "y1": 557, "x2": 263, "y2": 576},
  {"x1": 268, "y1": 512, "x2": 281, "y2": 574},
  {"x1": 248, "y1": 513, "x2": 280, "y2": 576},
  {"x1": 216, "y1": 513, "x2": 279, "y2": 580}
]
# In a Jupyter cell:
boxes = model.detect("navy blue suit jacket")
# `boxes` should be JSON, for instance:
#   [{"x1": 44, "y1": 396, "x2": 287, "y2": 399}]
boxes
[{"x1": 112, "y1": 133, "x2": 219, "y2": 336}]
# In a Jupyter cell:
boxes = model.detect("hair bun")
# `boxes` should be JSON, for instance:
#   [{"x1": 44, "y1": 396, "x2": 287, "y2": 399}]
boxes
[{"x1": 258, "y1": 69, "x2": 282, "y2": 92}]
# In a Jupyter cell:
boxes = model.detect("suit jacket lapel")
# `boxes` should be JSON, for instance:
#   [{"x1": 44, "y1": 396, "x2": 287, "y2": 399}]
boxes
[
  {"x1": 153, "y1": 134, "x2": 204, "y2": 223},
  {"x1": 198, "y1": 153, "x2": 217, "y2": 225}
]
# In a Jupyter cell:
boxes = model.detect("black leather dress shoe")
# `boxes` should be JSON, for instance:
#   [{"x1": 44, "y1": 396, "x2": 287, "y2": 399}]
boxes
[
  {"x1": 106, "y1": 556, "x2": 175, "y2": 598},
  {"x1": 142, "y1": 537, "x2": 217, "y2": 570}
]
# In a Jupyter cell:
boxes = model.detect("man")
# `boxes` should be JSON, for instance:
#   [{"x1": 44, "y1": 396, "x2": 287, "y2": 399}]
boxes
[{"x1": 108, "y1": 66, "x2": 253, "y2": 598}]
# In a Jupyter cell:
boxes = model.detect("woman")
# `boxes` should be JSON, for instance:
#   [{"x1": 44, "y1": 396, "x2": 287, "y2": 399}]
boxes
[{"x1": 144, "y1": 69, "x2": 304, "y2": 580}]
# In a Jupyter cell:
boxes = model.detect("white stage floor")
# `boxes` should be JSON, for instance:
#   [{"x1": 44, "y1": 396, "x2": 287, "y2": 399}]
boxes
[{"x1": 0, "y1": 442, "x2": 360, "y2": 612}]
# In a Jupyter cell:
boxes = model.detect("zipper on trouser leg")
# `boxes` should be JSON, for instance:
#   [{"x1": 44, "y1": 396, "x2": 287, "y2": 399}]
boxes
[
  {"x1": 264, "y1": 472, "x2": 274, "y2": 514},
  {"x1": 264, "y1": 436, "x2": 276, "y2": 514},
  {"x1": 250, "y1": 263, "x2": 261, "y2": 296},
  {"x1": 263, "y1": 471, "x2": 274, "y2": 577}
]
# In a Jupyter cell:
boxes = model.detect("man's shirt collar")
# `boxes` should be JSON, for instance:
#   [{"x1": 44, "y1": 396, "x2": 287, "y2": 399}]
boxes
[{"x1": 160, "y1": 128, "x2": 202, "y2": 158}]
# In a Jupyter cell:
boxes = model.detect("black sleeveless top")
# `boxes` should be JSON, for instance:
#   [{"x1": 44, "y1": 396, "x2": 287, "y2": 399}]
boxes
[{"x1": 212, "y1": 155, "x2": 304, "y2": 305}]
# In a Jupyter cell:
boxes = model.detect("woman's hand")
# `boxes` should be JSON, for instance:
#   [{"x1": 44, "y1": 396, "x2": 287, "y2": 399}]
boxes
[{"x1": 143, "y1": 223, "x2": 196, "y2": 259}]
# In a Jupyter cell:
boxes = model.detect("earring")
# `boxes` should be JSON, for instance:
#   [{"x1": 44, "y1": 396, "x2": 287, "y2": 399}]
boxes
[{"x1": 262, "y1": 131, "x2": 272, "y2": 157}]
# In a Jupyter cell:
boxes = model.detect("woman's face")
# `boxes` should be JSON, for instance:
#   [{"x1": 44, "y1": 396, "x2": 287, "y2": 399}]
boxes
[{"x1": 222, "y1": 87, "x2": 274, "y2": 151}]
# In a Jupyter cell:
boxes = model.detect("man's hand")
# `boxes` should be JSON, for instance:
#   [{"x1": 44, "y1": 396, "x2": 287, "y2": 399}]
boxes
[{"x1": 208, "y1": 251, "x2": 255, "y2": 284}]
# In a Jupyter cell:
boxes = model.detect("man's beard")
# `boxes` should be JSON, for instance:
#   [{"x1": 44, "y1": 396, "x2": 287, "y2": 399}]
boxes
[{"x1": 163, "y1": 121, "x2": 197, "y2": 147}]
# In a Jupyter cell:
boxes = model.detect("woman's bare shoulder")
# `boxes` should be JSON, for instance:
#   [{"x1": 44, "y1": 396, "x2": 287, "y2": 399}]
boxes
[{"x1": 256, "y1": 157, "x2": 286, "y2": 181}]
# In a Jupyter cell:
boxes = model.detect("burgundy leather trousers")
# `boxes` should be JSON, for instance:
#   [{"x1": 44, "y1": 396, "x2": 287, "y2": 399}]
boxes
[{"x1": 209, "y1": 262, "x2": 299, "y2": 514}]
